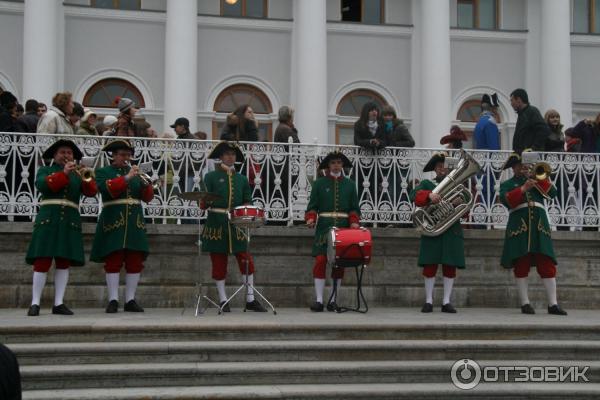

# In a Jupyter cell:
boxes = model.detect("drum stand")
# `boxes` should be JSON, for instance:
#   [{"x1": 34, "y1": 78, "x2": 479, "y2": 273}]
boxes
[
  {"x1": 217, "y1": 226, "x2": 277, "y2": 315},
  {"x1": 327, "y1": 245, "x2": 369, "y2": 314}
]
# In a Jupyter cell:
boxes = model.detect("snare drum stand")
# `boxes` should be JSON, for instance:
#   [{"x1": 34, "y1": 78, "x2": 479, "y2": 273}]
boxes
[
  {"x1": 327, "y1": 244, "x2": 369, "y2": 314},
  {"x1": 218, "y1": 225, "x2": 277, "y2": 315}
]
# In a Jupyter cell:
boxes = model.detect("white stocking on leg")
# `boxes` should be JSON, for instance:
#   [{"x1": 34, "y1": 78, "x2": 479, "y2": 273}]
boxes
[
  {"x1": 53, "y1": 269, "x2": 69, "y2": 306},
  {"x1": 314, "y1": 278, "x2": 325, "y2": 304},
  {"x1": 542, "y1": 278, "x2": 558, "y2": 307},
  {"x1": 516, "y1": 277, "x2": 530, "y2": 306},
  {"x1": 442, "y1": 277, "x2": 454, "y2": 306},
  {"x1": 215, "y1": 280, "x2": 227, "y2": 303},
  {"x1": 31, "y1": 272, "x2": 47, "y2": 306},
  {"x1": 106, "y1": 273, "x2": 120, "y2": 302},
  {"x1": 424, "y1": 277, "x2": 435, "y2": 304},
  {"x1": 125, "y1": 273, "x2": 141, "y2": 302}
]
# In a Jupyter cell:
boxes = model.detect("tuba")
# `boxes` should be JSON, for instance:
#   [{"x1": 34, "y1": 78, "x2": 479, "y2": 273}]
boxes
[{"x1": 412, "y1": 149, "x2": 482, "y2": 237}]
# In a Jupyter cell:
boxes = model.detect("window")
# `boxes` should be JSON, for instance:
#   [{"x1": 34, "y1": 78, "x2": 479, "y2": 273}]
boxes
[
  {"x1": 83, "y1": 78, "x2": 145, "y2": 108},
  {"x1": 457, "y1": 0, "x2": 499, "y2": 30},
  {"x1": 341, "y1": 0, "x2": 385, "y2": 24},
  {"x1": 213, "y1": 84, "x2": 273, "y2": 141},
  {"x1": 573, "y1": 0, "x2": 600, "y2": 33},
  {"x1": 92, "y1": 0, "x2": 141, "y2": 10},
  {"x1": 335, "y1": 89, "x2": 388, "y2": 145},
  {"x1": 221, "y1": 0, "x2": 268, "y2": 18}
]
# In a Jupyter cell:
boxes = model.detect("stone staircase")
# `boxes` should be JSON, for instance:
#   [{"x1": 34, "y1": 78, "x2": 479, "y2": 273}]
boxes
[{"x1": 2, "y1": 308, "x2": 599, "y2": 399}]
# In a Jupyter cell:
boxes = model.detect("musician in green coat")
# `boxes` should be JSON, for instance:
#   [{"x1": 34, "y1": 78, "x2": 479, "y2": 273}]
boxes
[
  {"x1": 26, "y1": 139, "x2": 98, "y2": 316},
  {"x1": 410, "y1": 152, "x2": 464, "y2": 314},
  {"x1": 199, "y1": 141, "x2": 266, "y2": 312},
  {"x1": 500, "y1": 152, "x2": 567, "y2": 315},
  {"x1": 90, "y1": 139, "x2": 154, "y2": 313},
  {"x1": 305, "y1": 151, "x2": 361, "y2": 312}
]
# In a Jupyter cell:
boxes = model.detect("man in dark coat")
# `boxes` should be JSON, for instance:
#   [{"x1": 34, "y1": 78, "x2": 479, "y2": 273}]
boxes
[
  {"x1": 0, "y1": 91, "x2": 18, "y2": 132},
  {"x1": 510, "y1": 88, "x2": 549, "y2": 153},
  {"x1": 15, "y1": 99, "x2": 40, "y2": 133}
]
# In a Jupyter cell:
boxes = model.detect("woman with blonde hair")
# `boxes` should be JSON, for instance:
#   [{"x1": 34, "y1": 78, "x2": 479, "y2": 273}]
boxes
[
  {"x1": 544, "y1": 109, "x2": 564, "y2": 152},
  {"x1": 37, "y1": 92, "x2": 75, "y2": 135}
]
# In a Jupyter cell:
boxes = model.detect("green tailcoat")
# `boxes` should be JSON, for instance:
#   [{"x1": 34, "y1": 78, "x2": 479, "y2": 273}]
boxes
[
  {"x1": 26, "y1": 165, "x2": 87, "y2": 266},
  {"x1": 410, "y1": 179, "x2": 465, "y2": 268},
  {"x1": 500, "y1": 176, "x2": 556, "y2": 268},
  {"x1": 201, "y1": 169, "x2": 252, "y2": 254},
  {"x1": 90, "y1": 165, "x2": 149, "y2": 262},
  {"x1": 306, "y1": 176, "x2": 360, "y2": 256}
]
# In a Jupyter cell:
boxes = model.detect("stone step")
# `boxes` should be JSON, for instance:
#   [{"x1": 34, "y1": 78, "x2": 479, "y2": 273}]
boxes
[
  {"x1": 22, "y1": 383, "x2": 600, "y2": 400},
  {"x1": 10, "y1": 340, "x2": 600, "y2": 366},
  {"x1": 19, "y1": 360, "x2": 600, "y2": 390},
  {"x1": 2, "y1": 308, "x2": 599, "y2": 343}
]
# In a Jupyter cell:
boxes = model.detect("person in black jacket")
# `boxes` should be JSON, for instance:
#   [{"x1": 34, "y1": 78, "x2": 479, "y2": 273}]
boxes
[
  {"x1": 220, "y1": 104, "x2": 259, "y2": 142},
  {"x1": 382, "y1": 105, "x2": 415, "y2": 148},
  {"x1": 0, "y1": 343, "x2": 22, "y2": 400},
  {"x1": 353, "y1": 101, "x2": 385, "y2": 150},
  {"x1": 15, "y1": 99, "x2": 40, "y2": 133},
  {"x1": 0, "y1": 91, "x2": 18, "y2": 132},
  {"x1": 510, "y1": 88, "x2": 549, "y2": 153}
]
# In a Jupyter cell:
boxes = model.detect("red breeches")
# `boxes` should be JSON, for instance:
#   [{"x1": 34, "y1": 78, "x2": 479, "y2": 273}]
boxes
[
  {"x1": 422, "y1": 264, "x2": 457, "y2": 278},
  {"x1": 103, "y1": 250, "x2": 145, "y2": 274},
  {"x1": 210, "y1": 252, "x2": 255, "y2": 280},
  {"x1": 312, "y1": 255, "x2": 345, "y2": 279},
  {"x1": 33, "y1": 257, "x2": 70, "y2": 273},
  {"x1": 513, "y1": 253, "x2": 556, "y2": 278}
]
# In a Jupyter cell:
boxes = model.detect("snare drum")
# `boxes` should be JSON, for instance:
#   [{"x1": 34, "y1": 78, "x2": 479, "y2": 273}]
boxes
[
  {"x1": 327, "y1": 227, "x2": 372, "y2": 268},
  {"x1": 230, "y1": 205, "x2": 265, "y2": 228}
]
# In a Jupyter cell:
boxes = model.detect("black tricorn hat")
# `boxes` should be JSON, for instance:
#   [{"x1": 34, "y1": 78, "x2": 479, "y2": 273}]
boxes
[
  {"x1": 502, "y1": 152, "x2": 522, "y2": 170},
  {"x1": 318, "y1": 151, "x2": 352, "y2": 170},
  {"x1": 42, "y1": 139, "x2": 83, "y2": 160},
  {"x1": 102, "y1": 139, "x2": 134, "y2": 154},
  {"x1": 423, "y1": 151, "x2": 447, "y2": 172},
  {"x1": 482, "y1": 93, "x2": 499, "y2": 108},
  {"x1": 208, "y1": 141, "x2": 245, "y2": 163}
]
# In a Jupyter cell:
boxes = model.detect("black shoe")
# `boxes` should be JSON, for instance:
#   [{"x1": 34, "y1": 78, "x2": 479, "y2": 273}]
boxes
[
  {"x1": 219, "y1": 301, "x2": 231, "y2": 313},
  {"x1": 326, "y1": 301, "x2": 339, "y2": 312},
  {"x1": 246, "y1": 299, "x2": 267, "y2": 312},
  {"x1": 27, "y1": 304, "x2": 40, "y2": 316},
  {"x1": 310, "y1": 302, "x2": 324, "y2": 312},
  {"x1": 421, "y1": 303, "x2": 433, "y2": 313},
  {"x1": 52, "y1": 304, "x2": 74, "y2": 315},
  {"x1": 521, "y1": 304, "x2": 536, "y2": 314},
  {"x1": 548, "y1": 304, "x2": 568, "y2": 316},
  {"x1": 124, "y1": 299, "x2": 144, "y2": 312},
  {"x1": 105, "y1": 300, "x2": 119, "y2": 313},
  {"x1": 441, "y1": 303, "x2": 457, "y2": 313}
]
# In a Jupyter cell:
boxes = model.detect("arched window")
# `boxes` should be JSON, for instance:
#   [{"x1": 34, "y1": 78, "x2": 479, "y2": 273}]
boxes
[
  {"x1": 335, "y1": 89, "x2": 388, "y2": 145},
  {"x1": 213, "y1": 84, "x2": 273, "y2": 141},
  {"x1": 83, "y1": 78, "x2": 145, "y2": 109},
  {"x1": 456, "y1": 0, "x2": 499, "y2": 30},
  {"x1": 456, "y1": 98, "x2": 502, "y2": 148}
]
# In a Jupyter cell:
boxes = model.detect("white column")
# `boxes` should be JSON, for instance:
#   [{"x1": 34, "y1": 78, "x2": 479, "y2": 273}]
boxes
[
  {"x1": 164, "y1": 0, "x2": 198, "y2": 132},
  {"x1": 22, "y1": 0, "x2": 60, "y2": 105},
  {"x1": 419, "y1": 0, "x2": 452, "y2": 148},
  {"x1": 540, "y1": 0, "x2": 572, "y2": 125},
  {"x1": 293, "y1": 0, "x2": 328, "y2": 144}
]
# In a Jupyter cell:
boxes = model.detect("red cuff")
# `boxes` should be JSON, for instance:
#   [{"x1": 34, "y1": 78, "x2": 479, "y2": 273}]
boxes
[
  {"x1": 505, "y1": 187, "x2": 525, "y2": 209},
  {"x1": 305, "y1": 210, "x2": 317, "y2": 223},
  {"x1": 106, "y1": 176, "x2": 127, "y2": 198},
  {"x1": 45, "y1": 172, "x2": 69, "y2": 192},
  {"x1": 141, "y1": 184, "x2": 154, "y2": 203},
  {"x1": 536, "y1": 178, "x2": 551, "y2": 194},
  {"x1": 414, "y1": 190, "x2": 431, "y2": 207},
  {"x1": 348, "y1": 212, "x2": 360, "y2": 225},
  {"x1": 81, "y1": 179, "x2": 98, "y2": 197}
]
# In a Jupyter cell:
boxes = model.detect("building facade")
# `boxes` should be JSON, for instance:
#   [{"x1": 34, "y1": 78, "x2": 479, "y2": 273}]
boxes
[{"x1": 0, "y1": 0, "x2": 598, "y2": 148}]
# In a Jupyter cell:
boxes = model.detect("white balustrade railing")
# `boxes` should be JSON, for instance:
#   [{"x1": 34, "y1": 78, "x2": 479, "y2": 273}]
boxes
[{"x1": 0, "y1": 132, "x2": 598, "y2": 228}]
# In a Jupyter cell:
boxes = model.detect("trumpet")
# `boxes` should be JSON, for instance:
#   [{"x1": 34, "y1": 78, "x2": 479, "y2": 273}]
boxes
[
  {"x1": 126, "y1": 161, "x2": 160, "y2": 190},
  {"x1": 527, "y1": 161, "x2": 552, "y2": 200},
  {"x1": 74, "y1": 164, "x2": 95, "y2": 183}
]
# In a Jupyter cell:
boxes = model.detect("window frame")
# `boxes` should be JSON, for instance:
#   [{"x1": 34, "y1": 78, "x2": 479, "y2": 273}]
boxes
[
  {"x1": 212, "y1": 83, "x2": 273, "y2": 141},
  {"x1": 341, "y1": 0, "x2": 385, "y2": 24},
  {"x1": 220, "y1": 0, "x2": 268, "y2": 18},
  {"x1": 456, "y1": 0, "x2": 500, "y2": 30},
  {"x1": 91, "y1": 0, "x2": 142, "y2": 10},
  {"x1": 83, "y1": 78, "x2": 146, "y2": 109}
]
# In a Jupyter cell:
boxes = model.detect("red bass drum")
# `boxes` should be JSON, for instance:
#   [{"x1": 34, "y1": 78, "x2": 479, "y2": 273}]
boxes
[{"x1": 327, "y1": 227, "x2": 372, "y2": 268}]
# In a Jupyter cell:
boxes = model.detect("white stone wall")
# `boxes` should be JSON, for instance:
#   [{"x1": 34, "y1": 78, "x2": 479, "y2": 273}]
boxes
[{"x1": 0, "y1": 0, "x2": 598, "y2": 142}]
